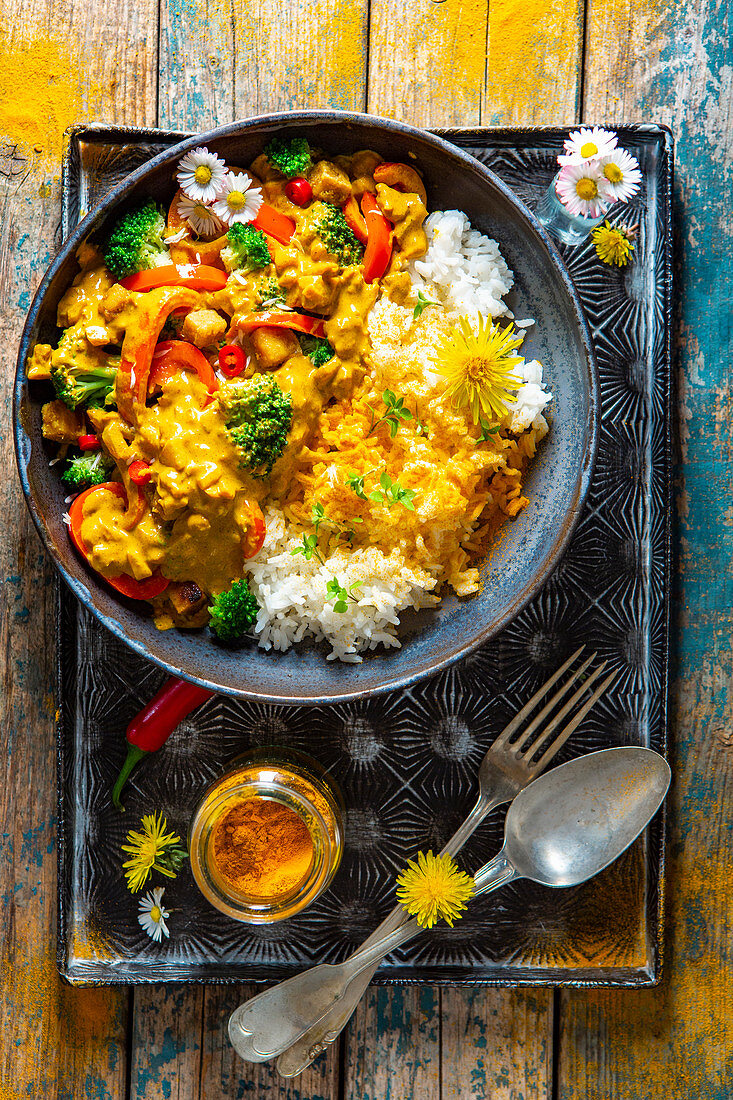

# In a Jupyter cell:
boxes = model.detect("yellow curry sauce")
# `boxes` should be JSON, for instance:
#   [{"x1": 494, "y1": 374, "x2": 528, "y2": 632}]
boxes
[{"x1": 30, "y1": 142, "x2": 543, "y2": 642}]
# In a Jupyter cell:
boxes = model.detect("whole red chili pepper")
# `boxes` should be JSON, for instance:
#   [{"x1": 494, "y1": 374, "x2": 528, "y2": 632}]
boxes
[{"x1": 112, "y1": 677, "x2": 213, "y2": 811}]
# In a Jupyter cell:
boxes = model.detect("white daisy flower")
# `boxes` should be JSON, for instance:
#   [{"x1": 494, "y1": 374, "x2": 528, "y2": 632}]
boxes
[
  {"x1": 176, "y1": 194, "x2": 225, "y2": 238},
  {"x1": 212, "y1": 171, "x2": 264, "y2": 227},
  {"x1": 598, "y1": 148, "x2": 642, "y2": 202},
  {"x1": 559, "y1": 126, "x2": 618, "y2": 166},
  {"x1": 176, "y1": 146, "x2": 227, "y2": 203},
  {"x1": 555, "y1": 162, "x2": 609, "y2": 218},
  {"x1": 138, "y1": 886, "x2": 170, "y2": 943}
]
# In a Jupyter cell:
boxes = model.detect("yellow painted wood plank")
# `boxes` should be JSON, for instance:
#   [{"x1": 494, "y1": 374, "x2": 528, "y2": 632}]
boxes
[
  {"x1": 441, "y1": 988, "x2": 552, "y2": 1099},
  {"x1": 0, "y1": 0, "x2": 157, "y2": 1096},
  {"x1": 485, "y1": 0, "x2": 583, "y2": 125},
  {"x1": 233, "y1": 0, "x2": 368, "y2": 115},
  {"x1": 368, "y1": 0, "x2": 488, "y2": 127}
]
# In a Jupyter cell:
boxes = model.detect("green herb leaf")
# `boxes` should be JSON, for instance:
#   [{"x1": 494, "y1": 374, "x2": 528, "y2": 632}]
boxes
[
  {"x1": 346, "y1": 471, "x2": 368, "y2": 500},
  {"x1": 413, "y1": 290, "x2": 441, "y2": 319},
  {"x1": 477, "y1": 419, "x2": 501, "y2": 443},
  {"x1": 291, "y1": 532, "x2": 324, "y2": 565}
]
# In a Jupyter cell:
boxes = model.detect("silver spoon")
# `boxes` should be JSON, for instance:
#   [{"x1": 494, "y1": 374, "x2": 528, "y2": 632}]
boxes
[{"x1": 228, "y1": 747, "x2": 670, "y2": 1064}]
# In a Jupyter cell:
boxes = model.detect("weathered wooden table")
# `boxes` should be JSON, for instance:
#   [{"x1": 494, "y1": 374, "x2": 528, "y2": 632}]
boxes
[{"x1": 1, "y1": 0, "x2": 730, "y2": 1095}]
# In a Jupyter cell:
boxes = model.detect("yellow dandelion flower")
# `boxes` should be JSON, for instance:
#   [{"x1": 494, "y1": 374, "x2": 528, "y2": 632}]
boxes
[
  {"x1": 396, "y1": 850, "x2": 475, "y2": 929},
  {"x1": 121, "y1": 811, "x2": 188, "y2": 893},
  {"x1": 433, "y1": 315, "x2": 523, "y2": 425},
  {"x1": 591, "y1": 220, "x2": 637, "y2": 267}
]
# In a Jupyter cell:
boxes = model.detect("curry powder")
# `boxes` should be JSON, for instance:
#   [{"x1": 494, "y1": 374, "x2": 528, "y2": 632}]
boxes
[{"x1": 212, "y1": 797, "x2": 314, "y2": 900}]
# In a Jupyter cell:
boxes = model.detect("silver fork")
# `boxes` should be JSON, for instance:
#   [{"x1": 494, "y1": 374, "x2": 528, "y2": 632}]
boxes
[{"x1": 229, "y1": 647, "x2": 613, "y2": 1071}]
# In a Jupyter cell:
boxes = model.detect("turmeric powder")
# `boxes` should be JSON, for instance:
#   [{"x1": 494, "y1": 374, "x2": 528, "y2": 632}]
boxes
[{"x1": 212, "y1": 797, "x2": 314, "y2": 900}]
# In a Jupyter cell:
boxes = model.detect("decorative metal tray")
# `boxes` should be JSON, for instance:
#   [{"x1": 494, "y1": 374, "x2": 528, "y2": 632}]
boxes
[{"x1": 57, "y1": 124, "x2": 672, "y2": 985}]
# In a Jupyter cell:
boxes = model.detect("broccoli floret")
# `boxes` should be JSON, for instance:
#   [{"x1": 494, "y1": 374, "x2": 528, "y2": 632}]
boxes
[
  {"x1": 50, "y1": 330, "x2": 120, "y2": 409},
  {"x1": 221, "y1": 223, "x2": 272, "y2": 273},
  {"x1": 220, "y1": 375, "x2": 293, "y2": 478},
  {"x1": 314, "y1": 203, "x2": 364, "y2": 267},
  {"x1": 298, "y1": 333, "x2": 334, "y2": 367},
  {"x1": 61, "y1": 451, "x2": 114, "y2": 490},
  {"x1": 265, "y1": 136, "x2": 312, "y2": 179},
  {"x1": 104, "y1": 201, "x2": 169, "y2": 281},
  {"x1": 209, "y1": 579, "x2": 259, "y2": 643},
  {"x1": 256, "y1": 275, "x2": 286, "y2": 308}
]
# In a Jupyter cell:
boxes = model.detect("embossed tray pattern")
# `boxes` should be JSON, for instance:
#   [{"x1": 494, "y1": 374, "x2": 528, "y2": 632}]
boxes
[{"x1": 57, "y1": 124, "x2": 672, "y2": 985}]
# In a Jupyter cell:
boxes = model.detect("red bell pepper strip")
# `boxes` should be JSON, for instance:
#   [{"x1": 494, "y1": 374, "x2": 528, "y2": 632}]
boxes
[
  {"x1": 361, "y1": 192, "x2": 393, "y2": 283},
  {"x1": 111, "y1": 676, "x2": 214, "y2": 810},
  {"x1": 120, "y1": 264, "x2": 228, "y2": 293},
  {"x1": 128, "y1": 460, "x2": 152, "y2": 486},
  {"x1": 116, "y1": 286, "x2": 200, "y2": 421},
  {"x1": 284, "y1": 177, "x2": 313, "y2": 207},
  {"x1": 342, "y1": 195, "x2": 368, "y2": 245},
  {"x1": 68, "y1": 482, "x2": 169, "y2": 599},
  {"x1": 78, "y1": 434, "x2": 100, "y2": 452},
  {"x1": 242, "y1": 502, "x2": 266, "y2": 559},
  {"x1": 218, "y1": 344, "x2": 247, "y2": 378},
  {"x1": 149, "y1": 340, "x2": 219, "y2": 401},
  {"x1": 252, "y1": 204, "x2": 296, "y2": 245},
  {"x1": 237, "y1": 311, "x2": 326, "y2": 338}
]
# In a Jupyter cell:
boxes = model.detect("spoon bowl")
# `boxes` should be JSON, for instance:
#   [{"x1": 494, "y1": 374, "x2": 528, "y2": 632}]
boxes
[{"x1": 503, "y1": 747, "x2": 671, "y2": 886}]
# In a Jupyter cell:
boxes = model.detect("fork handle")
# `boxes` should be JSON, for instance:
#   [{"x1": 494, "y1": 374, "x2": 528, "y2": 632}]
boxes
[{"x1": 276, "y1": 792, "x2": 499, "y2": 1078}]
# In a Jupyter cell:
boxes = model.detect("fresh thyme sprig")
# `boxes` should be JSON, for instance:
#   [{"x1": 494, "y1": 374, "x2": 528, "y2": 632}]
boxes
[
  {"x1": 369, "y1": 472, "x2": 416, "y2": 511},
  {"x1": 291, "y1": 532, "x2": 325, "y2": 566},
  {"x1": 477, "y1": 419, "x2": 501, "y2": 443},
  {"x1": 368, "y1": 389, "x2": 427, "y2": 438},
  {"x1": 345, "y1": 471, "x2": 368, "y2": 500},
  {"x1": 325, "y1": 577, "x2": 363, "y2": 613}
]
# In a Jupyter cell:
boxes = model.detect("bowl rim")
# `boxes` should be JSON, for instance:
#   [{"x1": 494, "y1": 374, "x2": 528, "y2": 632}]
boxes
[{"x1": 14, "y1": 109, "x2": 599, "y2": 703}]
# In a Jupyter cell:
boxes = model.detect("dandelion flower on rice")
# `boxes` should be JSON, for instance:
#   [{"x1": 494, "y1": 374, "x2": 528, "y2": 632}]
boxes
[
  {"x1": 396, "y1": 850, "x2": 475, "y2": 929},
  {"x1": 598, "y1": 148, "x2": 642, "y2": 202},
  {"x1": 591, "y1": 220, "x2": 637, "y2": 267},
  {"x1": 176, "y1": 146, "x2": 227, "y2": 203},
  {"x1": 555, "y1": 162, "x2": 609, "y2": 219},
  {"x1": 121, "y1": 811, "x2": 189, "y2": 893},
  {"x1": 559, "y1": 126, "x2": 618, "y2": 166},
  {"x1": 433, "y1": 314, "x2": 523, "y2": 425}
]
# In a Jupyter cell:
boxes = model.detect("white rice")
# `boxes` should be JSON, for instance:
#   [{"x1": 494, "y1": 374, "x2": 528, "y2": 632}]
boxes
[
  {"x1": 246, "y1": 510, "x2": 438, "y2": 663},
  {"x1": 409, "y1": 210, "x2": 516, "y2": 321},
  {"x1": 246, "y1": 209, "x2": 551, "y2": 660}
]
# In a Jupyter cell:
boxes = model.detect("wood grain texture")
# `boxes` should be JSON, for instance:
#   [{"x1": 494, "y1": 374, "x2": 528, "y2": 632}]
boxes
[
  {"x1": 0, "y1": 1, "x2": 156, "y2": 1097},
  {"x1": 200, "y1": 985, "x2": 342, "y2": 1098},
  {"x1": 558, "y1": 0, "x2": 733, "y2": 1094},
  {"x1": 368, "y1": 0, "x2": 488, "y2": 126},
  {"x1": 441, "y1": 988, "x2": 552, "y2": 1099},
  {"x1": 344, "y1": 986, "x2": 440, "y2": 1099},
  {"x1": 159, "y1": 0, "x2": 236, "y2": 131},
  {"x1": 484, "y1": 0, "x2": 583, "y2": 125},
  {"x1": 233, "y1": 0, "x2": 368, "y2": 116}
]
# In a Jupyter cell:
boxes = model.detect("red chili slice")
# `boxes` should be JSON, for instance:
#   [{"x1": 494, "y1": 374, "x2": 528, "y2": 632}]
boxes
[
  {"x1": 78, "y1": 434, "x2": 100, "y2": 452},
  {"x1": 218, "y1": 344, "x2": 247, "y2": 378},
  {"x1": 342, "y1": 195, "x2": 368, "y2": 245},
  {"x1": 242, "y1": 503, "x2": 266, "y2": 559},
  {"x1": 68, "y1": 482, "x2": 169, "y2": 600},
  {"x1": 120, "y1": 264, "x2": 228, "y2": 293},
  {"x1": 284, "y1": 178, "x2": 313, "y2": 207},
  {"x1": 128, "y1": 460, "x2": 152, "y2": 486}
]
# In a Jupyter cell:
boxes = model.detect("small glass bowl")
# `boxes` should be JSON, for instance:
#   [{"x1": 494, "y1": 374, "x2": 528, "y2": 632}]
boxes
[{"x1": 189, "y1": 751, "x2": 343, "y2": 923}]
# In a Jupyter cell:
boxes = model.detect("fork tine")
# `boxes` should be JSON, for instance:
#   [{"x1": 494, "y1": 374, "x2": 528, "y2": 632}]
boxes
[
  {"x1": 516, "y1": 660, "x2": 608, "y2": 760},
  {"x1": 493, "y1": 646, "x2": 586, "y2": 746},
  {"x1": 532, "y1": 669, "x2": 618, "y2": 774},
  {"x1": 509, "y1": 654, "x2": 596, "y2": 753}
]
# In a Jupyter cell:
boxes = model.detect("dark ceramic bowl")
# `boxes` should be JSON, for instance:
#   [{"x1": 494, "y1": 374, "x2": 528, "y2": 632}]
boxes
[{"x1": 15, "y1": 111, "x2": 598, "y2": 703}]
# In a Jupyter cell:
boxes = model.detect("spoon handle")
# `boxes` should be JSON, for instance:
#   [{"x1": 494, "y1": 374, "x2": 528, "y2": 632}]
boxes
[{"x1": 276, "y1": 792, "x2": 497, "y2": 1077}]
